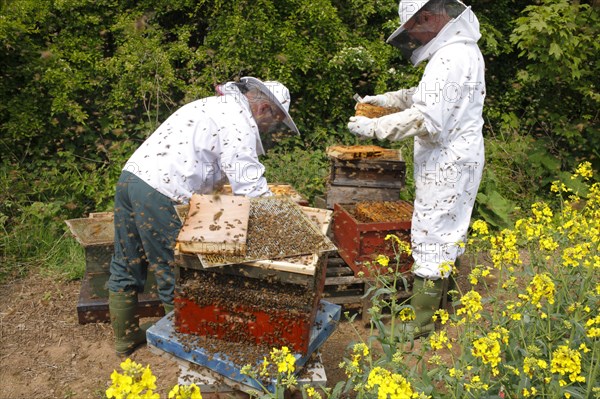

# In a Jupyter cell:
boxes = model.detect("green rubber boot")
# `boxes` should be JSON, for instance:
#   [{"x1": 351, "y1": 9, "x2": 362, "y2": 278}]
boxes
[
  {"x1": 109, "y1": 291, "x2": 146, "y2": 356},
  {"x1": 162, "y1": 302, "x2": 174, "y2": 314},
  {"x1": 404, "y1": 277, "x2": 445, "y2": 338}
]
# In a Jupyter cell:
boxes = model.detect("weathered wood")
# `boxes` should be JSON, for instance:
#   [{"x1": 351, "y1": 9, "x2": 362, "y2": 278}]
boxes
[
  {"x1": 176, "y1": 206, "x2": 333, "y2": 279},
  {"x1": 322, "y1": 295, "x2": 365, "y2": 305},
  {"x1": 326, "y1": 185, "x2": 400, "y2": 209},
  {"x1": 177, "y1": 194, "x2": 250, "y2": 257},
  {"x1": 325, "y1": 266, "x2": 354, "y2": 277},
  {"x1": 329, "y1": 158, "x2": 406, "y2": 189},
  {"x1": 326, "y1": 145, "x2": 400, "y2": 160},
  {"x1": 324, "y1": 275, "x2": 364, "y2": 285}
]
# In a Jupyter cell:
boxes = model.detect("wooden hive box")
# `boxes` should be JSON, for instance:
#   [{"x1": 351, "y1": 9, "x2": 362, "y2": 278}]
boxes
[
  {"x1": 173, "y1": 206, "x2": 333, "y2": 355},
  {"x1": 325, "y1": 146, "x2": 406, "y2": 209},
  {"x1": 173, "y1": 261, "x2": 327, "y2": 355},
  {"x1": 331, "y1": 201, "x2": 414, "y2": 277},
  {"x1": 65, "y1": 212, "x2": 163, "y2": 324}
]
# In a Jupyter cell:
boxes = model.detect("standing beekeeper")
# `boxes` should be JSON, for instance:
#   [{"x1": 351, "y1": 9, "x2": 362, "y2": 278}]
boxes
[
  {"x1": 348, "y1": 0, "x2": 485, "y2": 337},
  {"x1": 108, "y1": 76, "x2": 299, "y2": 355}
]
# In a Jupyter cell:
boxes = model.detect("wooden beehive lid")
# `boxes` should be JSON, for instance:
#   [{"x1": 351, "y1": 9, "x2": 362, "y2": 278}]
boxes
[
  {"x1": 176, "y1": 194, "x2": 250, "y2": 256},
  {"x1": 65, "y1": 213, "x2": 114, "y2": 247},
  {"x1": 326, "y1": 145, "x2": 402, "y2": 161}
]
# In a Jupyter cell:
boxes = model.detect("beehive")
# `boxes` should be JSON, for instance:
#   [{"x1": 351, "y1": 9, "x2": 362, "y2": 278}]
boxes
[
  {"x1": 332, "y1": 201, "x2": 414, "y2": 277},
  {"x1": 65, "y1": 212, "x2": 163, "y2": 323},
  {"x1": 174, "y1": 259, "x2": 327, "y2": 355},
  {"x1": 146, "y1": 300, "x2": 340, "y2": 393}
]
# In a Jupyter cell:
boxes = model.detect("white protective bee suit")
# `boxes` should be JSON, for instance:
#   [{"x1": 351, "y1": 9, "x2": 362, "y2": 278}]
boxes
[{"x1": 348, "y1": 1, "x2": 485, "y2": 280}]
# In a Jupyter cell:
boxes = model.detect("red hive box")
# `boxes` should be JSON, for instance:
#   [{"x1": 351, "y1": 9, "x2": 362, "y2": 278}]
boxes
[
  {"x1": 332, "y1": 201, "x2": 414, "y2": 277},
  {"x1": 174, "y1": 256, "x2": 327, "y2": 355}
]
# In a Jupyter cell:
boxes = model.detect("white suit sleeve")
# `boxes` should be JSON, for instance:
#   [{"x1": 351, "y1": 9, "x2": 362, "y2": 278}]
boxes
[
  {"x1": 217, "y1": 120, "x2": 271, "y2": 197},
  {"x1": 384, "y1": 88, "x2": 416, "y2": 110},
  {"x1": 371, "y1": 106, "x2": 428, "y2": 141}
]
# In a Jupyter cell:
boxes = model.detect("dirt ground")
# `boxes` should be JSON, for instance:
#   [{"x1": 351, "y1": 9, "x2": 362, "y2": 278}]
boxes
[
  {"x1": 0, "y1": 260, "x2": 475, "y2": 399},
  {"x1": 0, "y1": 272, "x2": 375, "y2": 399}
]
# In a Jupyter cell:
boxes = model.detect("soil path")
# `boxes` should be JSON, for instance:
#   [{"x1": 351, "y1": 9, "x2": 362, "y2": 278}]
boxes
[{"x1": 0, "y1": 272, "x2": 370, "y2": 399}]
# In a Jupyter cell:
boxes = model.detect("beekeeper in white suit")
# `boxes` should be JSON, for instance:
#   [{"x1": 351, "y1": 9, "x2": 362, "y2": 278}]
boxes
[
  {"x1": 108, "y1": 77, "x2": 299, "y2": 355},
  {"x1": 348, "y1": 0, "x2": 485, "y2": 337}
]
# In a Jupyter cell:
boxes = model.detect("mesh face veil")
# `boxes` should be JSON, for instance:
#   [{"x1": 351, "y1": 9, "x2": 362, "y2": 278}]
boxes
[{"x1": 386, "y1": 0, "x2": 467, "y2": 60}]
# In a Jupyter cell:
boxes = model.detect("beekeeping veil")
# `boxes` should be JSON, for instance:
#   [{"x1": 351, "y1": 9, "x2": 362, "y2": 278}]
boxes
[
  {"x1": 239, "y1": 77, "x2": 299, "y2": 136},
  {"x1": 386, "y1": 0, "x2": 468, "y2": 62}
]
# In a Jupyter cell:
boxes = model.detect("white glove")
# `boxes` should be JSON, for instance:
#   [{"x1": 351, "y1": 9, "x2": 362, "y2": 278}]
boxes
[
  {"x1": 360, "y1": 94, "x2": 389, "y2": 107},
  {"x1": 348, "y1": 116, "x2": 376, "y2": 138},
  {"x1": 348, "y1": 107, "x2": 429, "y2": 141},
  {"x1": 358, "y1": 89, "x2": 416, "y2": 110}
]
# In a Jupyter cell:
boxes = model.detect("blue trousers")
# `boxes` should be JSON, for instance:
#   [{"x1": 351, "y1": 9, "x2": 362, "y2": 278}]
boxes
[{"x1": 108, "y1": 171, "x2": 182, "y2": 304}]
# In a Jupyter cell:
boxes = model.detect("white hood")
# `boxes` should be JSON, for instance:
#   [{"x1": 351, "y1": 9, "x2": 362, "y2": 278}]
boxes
[{"x1": 411, "y1": 6, "x2": 481, "y2": 66}]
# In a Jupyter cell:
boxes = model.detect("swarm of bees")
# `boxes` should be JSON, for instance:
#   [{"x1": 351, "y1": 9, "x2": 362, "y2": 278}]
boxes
[
  {"x1": 174, "y1": 268, "x2": 318, "y2": 350},
  {"x1": 201, "y1": 197, "x2": 334, "y2": 266},
  {"x1": 353, "y1": 200, "x2": 413, "y2": 223}
]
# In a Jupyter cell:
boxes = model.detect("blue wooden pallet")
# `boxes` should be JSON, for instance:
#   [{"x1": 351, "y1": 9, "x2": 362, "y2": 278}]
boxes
[{"x1": 146, "y1": 300, "x2": 341, "y2": 393}]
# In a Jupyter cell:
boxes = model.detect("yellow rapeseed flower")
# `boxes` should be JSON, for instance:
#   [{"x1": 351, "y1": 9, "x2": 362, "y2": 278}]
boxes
[
  {"x1": 526, "y1": 273, "x2": 556, "y2": 306},
  {"x1": 472, "y1": 333, "x2": 502, "y2": 376},
  {"x1": 550, "y1": 345, "x2": 585, "y2": 383},
  {"x1": 376, "y1": 254, "x2": 390, "y2": 267},
  {"x1": 572, "y1": 161, "x2": 593, "y2": 180},
  {"x1": 107, "y1": 359, "x2": 159, "y2": 399},
  {"x1": 304, "y1": 386, "x2": 322, "y2": 399},
  {"x1": 464, "y1": 375, "x2": 489, "y2": 393},
  {"x1": 585, "y1": 315, "x2": 600, "y2": 338},
  {"x1": 457, "y1": 290, "x2": 483, "y2": 320},
  {"x1": 489, "y1": 229, "x2": 522, "y2": 269},
  {"x1": 398, "y1": 307, "x2": 416, "y2": 322},
  {"x1": 471, "y1": 219, "x2": 489, "y2": 236},
  {"x1": 432, "y1": 309, "x2": 449, "y2": 325},
  {"x1": 385, "y1": 234, "x2": 412, "y2": 255},
  {"x1": 270, "y1": 347, "x2": 296, "y2": 374},
  {"x1": 562, "y1": 243, "x2": 591, "y2": 268},
  {"x1": 429, "y1": 331, "x2": 452, "y2": 351},
  {"x1": 365, "y1": 367, "x2": 419, "y2": 399},
  {"x1": 550, "y1": 180, "x2": 569, "y2": 193},
  {"x1": 168, "y1": 384, "x2": 202, "y2": 399}
]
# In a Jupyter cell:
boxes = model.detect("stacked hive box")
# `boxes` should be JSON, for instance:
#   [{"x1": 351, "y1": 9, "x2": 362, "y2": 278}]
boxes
[
  {"x1": 332, "y1": 200, "x2": 414, "y2": 277},
  {"x1": 65, "y1": 212, "x2": 163, "y2": 324},
  {"x1": 174, "y1": 264, "x2": 326, "y2": 354},
  {"x1": 323, "y1": 145, "x2": 406, "y2": 209},
  {"x1": 172, "y1": 199, "x2": 334, "y2": 356}
]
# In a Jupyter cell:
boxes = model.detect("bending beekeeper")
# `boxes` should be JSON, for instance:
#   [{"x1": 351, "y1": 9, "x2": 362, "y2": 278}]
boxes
[
  {"x1": 108, "y1": 77, "x2": 299, "y2": 355},
  {"x1": 348, "y1": 0, "x2": 485, "y2": 337}
]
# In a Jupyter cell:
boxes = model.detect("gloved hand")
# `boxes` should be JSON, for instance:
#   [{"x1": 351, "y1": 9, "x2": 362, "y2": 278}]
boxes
[
  {"x1": 348, "y1": 116, "x2": 376, "y2": 138},
  {"x1": 358, "y1": 94, "x2": 389, "y2": 107}
]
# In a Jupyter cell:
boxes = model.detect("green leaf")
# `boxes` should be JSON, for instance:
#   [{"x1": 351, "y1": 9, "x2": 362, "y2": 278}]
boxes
[{"x1": 549, "y1": 42, "x2": 562, "y2": 58}]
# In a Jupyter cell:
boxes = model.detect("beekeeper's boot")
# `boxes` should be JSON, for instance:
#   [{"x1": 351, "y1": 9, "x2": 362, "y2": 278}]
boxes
[
  {"x1": 109, "y1": 290, "x2": 147, "y2": 356},
  {"x1": 162, "y1": 302, "x2": 174, "y2": 314},
  {"x1": 403, "y1": 277, "x2": 445, "y2": 338}
]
